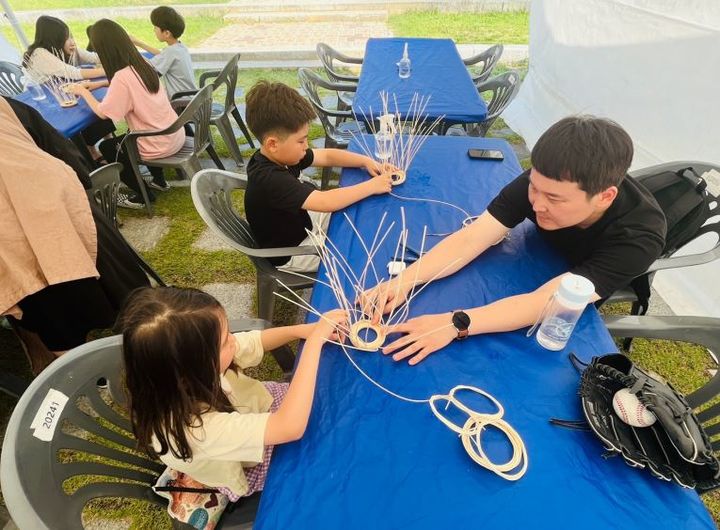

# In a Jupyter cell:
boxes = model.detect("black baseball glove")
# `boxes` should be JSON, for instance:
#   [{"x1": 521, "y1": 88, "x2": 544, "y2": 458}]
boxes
[{"x1": 570, "y1": 353, "x2": 720, "y2": 491}]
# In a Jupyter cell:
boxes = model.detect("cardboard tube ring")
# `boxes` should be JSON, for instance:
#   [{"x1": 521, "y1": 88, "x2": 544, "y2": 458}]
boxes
[
  {"x1": 349, "y1": 320, "x2": 385, "y2": 351},
  {"x1": 390, "y1": 170, "x2": 406, "y2": 186}
]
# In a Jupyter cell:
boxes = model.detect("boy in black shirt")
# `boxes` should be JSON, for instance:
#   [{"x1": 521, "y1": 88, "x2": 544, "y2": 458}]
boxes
[
  {"x1": 244, "y1": 81, "x2": 393, "y2": 272},
  {"x1": 364, "y1": 116, "x2": 667, "y2": 365}
]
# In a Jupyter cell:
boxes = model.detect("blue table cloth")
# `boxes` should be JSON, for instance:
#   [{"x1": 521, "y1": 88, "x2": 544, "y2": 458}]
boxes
[
  {"x1": 14, "y1": 84, "x2": 107, "y2": 138},
  {"x1": 353, "y1": 38, "x2": 488, "y2": 125},
  {"x1": 254, "y1": 136, "x2": 714, "y2": 529}
]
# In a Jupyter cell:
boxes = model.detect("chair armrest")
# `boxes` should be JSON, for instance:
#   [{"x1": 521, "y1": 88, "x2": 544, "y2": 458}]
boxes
[
  {"x1": 125, "y1": 125, "x2": 183, "y2": 141},
  {"x1": 171, "y1": 89, "x2": 199, "y2": 100},
  {"x1": 331, "y1": 82, "x2": 358, "y2": 93},
  {"x1": 323, "y1": 108, "x2": 353, "y2": 119},
  {"x1": 245, "y1": 244, "x2": 319, "y2": 259},
  {"x1": 228, "y1": 317, "x2": 271, "y2": 333},
  {"x1": 335, "y1": 51, "x2": 363, "y2": 65},
  {"x1": 646, "y1": 245, "x2": 720, "y2": 273},
  {"x1": 199, "y1": 70, "x2": 221, "y2": 88}
]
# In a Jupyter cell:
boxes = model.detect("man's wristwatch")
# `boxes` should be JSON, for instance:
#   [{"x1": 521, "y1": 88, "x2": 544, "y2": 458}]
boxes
[{"x1": 452, "y1": 310, "x2": 471, "y2": 340}]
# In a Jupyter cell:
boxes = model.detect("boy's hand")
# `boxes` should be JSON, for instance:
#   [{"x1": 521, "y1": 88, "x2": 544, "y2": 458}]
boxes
[
  {"x1": 363, "y1": 157, "x2": 383, "y2": 177},
  {"x1": 308, "y1": 310, "x2": 349, "y2": 345},
  {"x1": 366, "y1": 172, "x2": 393, "y2": 195},
  {"x1": 129, "y1": 34, "x2": 140, "y2": 45}
]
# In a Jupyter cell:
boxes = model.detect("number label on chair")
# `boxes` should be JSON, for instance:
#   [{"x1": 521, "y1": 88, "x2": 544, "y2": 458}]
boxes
[{"x1": 30, "y1": 389, "x2": 69, "y2": 442}]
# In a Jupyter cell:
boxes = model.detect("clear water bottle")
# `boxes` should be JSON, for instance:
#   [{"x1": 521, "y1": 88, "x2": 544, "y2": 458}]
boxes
[
  {"x1": 397, "y1": 42, "x2": 411, "y2": 79},
  {"x1": 535, "y1": 274, "x2": 595, "y2": 351},
  {"x1": 25, "y1": 78, "x2": 46, "y2": 101}
]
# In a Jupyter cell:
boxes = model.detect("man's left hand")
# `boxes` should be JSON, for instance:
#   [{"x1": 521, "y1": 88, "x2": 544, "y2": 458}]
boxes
[{"x1": 382, "y1": 313, "x2": 456, "y2": 365}]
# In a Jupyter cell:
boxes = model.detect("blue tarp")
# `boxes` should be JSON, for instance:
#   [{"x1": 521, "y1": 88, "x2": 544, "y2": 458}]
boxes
[
  {"x1": 14, "y1": 84, "x2": 107, "y2": 138},
  {"x1": 353, "y1": 38, "x2": 488, "y2": 124},
  {"x1": 255, "y1": 136, "x2": 714, "y2": 529}
]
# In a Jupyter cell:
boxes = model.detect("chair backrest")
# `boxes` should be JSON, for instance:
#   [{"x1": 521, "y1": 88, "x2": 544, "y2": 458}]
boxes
[
  {"x1": 190, "y1": 169, "x2": 276, "y2": 274},
  {"x1": 297, "y1": 68, "x2": 347, "y2": 139},
  {"x1": 0, "y1": 61, "x2": 25, "y2": 96},
  {"x1": 211, "y1": 53, "x2": 241, "y2": 114},
  {"x1": 0, "y1": 335, "x2": 165, "y2": 529},
  {"x1": 88, "y1": 162, "x2": 122, "y2": 229},
  {"x1": 476, "y1": 70, "x2": 521, "y2": 135},
  {"x1": 316, "y1": 43, "x2": 361, "y2": 84},
  {"x1": 177, "y1": 84, "x2": 214, "y2": 156},
  {"x1": 465, "y1": 44, "x2": 504, "y2": 83}
]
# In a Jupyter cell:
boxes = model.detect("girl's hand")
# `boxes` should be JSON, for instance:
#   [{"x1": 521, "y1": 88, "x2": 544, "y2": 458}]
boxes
[
  {"x1": 83, "y1": 80, "x2": 106, "y2": 91},
  {"x1": 65, "y1": 83, "x2": 89, "y2": 96},
  {"x1": 308, "y1": 310, "x2": 349, "y2": 345}
]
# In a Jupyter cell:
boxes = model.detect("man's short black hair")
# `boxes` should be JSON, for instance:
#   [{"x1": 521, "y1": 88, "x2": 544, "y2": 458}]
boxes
[
  {"x1": 150, "y1": 6, "x2": 185, "y2": 39},
  {"x1": 531, "y1": 115, "x2": 634, "y2": 196}
]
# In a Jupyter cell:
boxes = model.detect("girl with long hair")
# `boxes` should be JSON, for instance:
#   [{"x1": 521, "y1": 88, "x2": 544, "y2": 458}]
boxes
[
  {"x1": 69, "y1": 19, "x2": 185, "y2": 209},
  {"x1": 119, "y1": 286, "x2": 347, "y2": 500},
  {"x1": 23, "y1": 15, "x2": 104, "y2": 80}
]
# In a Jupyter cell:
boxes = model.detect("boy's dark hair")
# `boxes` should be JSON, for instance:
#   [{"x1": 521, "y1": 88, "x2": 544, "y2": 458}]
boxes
[
  {"x1": 245, "y1": 81, "x2": 316, "y2": 143},
  {"x1": 150, "y1": 6, "x2": 185, "y2": 39},
  {"x1": 118, "y1": 286, "x2": 235, "y2": 460},
  {"x1": 23, "y1": 16, "x2": 70, "y2": 65},
  {"x1": 531, "y1": 115, "x2": 634, "y2": 196},
  {"x1": 90, "y1": 19, "x2": 160, "y2": 94}
]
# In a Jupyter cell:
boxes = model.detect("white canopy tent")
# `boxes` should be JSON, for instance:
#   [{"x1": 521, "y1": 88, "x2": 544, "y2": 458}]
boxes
[
  {"x1": 503, "y1": 0, "x2": 720, "y2": 317},
  {"x1": 1, "y1": 0, "x2": 28, "y2": 54}
]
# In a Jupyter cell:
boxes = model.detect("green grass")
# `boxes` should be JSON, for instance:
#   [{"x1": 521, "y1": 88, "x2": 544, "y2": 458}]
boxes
[
  {"x1": 388, "y1": 9, "x2": 530, "y2": 45},
  {"x1": 14, "y1": 0, "x2": 228, "y2": 9},
  {"x1": 0, "y1": 15, "x2": 225, "y2": 54}
]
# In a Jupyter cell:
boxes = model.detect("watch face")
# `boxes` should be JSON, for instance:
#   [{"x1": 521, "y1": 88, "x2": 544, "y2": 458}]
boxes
[{"x1": 453, "y1": 311, "x2": 470, "y2": 330}]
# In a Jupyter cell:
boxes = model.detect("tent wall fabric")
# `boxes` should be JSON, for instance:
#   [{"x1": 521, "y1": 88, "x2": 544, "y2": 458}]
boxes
[{"x1": 503, "y1": 0, "x2": 720, "y2": 317}]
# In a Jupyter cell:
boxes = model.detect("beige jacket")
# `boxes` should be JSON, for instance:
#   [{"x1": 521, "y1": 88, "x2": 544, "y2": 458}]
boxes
[
  {"x1": 156, "y1": 330, "x2": 274, "y2": 497},
  {"x1": 0, "y1": 98, "x2": 98, "y2": 317}
]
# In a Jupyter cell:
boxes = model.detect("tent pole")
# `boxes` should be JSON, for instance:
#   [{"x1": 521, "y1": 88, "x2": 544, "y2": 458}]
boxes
[{"x1": 1, "y1": 0, "x2": 29, "y2": 50}]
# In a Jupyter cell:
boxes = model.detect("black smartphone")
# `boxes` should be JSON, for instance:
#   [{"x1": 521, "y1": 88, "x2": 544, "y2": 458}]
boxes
[{"x1": 468, "y1": 148, "x2": 504, "y2": 161}]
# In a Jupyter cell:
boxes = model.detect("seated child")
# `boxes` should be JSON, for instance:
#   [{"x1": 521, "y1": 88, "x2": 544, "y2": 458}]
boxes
[
  {"x1": 70, "y1": 19, "x2": 186, "y2": 208},
  {"x1": 119, "y1": 286, "x2": 347, "y2": 500},
  {"x1": 24, "y1": 15, "x2": 104, "y2": 81},
  {"x1": 24, "y1": 16, "x2": 112, "y2": 162},
  {"x1": 244, "y1": 81, "x2": 392, "y2": 272},
  {"x1": 129, "y1": 6, "x2": 198, "y2": 99}
]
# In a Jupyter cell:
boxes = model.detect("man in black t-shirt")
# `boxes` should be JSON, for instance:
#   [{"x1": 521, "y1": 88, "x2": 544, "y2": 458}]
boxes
[
  {"x1": 363, "y1": 116, "x2": 667, "y2": 365},
  {"x1": 244, "y1": 81, "x2": 393, "y2": 272}
]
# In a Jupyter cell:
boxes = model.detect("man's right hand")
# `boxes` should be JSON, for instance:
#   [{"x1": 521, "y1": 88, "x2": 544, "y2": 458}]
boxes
[{"x1": 357, "y1": 279, "x2": 412, "y2": 323}]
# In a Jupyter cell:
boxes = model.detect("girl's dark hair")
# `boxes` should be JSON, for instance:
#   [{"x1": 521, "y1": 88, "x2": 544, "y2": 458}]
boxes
[
  {"x1": 89, "y1": 19, "x2": 160, "y2": 94},
  {"x1": 118, "y1": 287, "x2": 235, "y2": 460},
  {"x1": 23, "y1": 15, "x2": 70, "y2": 66}
]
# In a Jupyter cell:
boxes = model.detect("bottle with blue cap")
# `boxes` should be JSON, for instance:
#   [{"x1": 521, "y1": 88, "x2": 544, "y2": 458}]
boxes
[{"x1": 535, "y1": 274, "x2": 595, "y2": 351}]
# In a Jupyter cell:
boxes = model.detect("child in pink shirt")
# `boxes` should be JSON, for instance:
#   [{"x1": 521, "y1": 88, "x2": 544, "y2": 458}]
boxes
[{"x1": 71, "y1": 19, "x2": 185, "y2": 209}]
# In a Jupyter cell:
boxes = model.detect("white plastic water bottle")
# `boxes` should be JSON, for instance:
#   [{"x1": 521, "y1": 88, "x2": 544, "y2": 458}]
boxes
[
  {"x1": 397, "y1": 42, "x2": 411, "y2": 79},
  {"x1": 535, "y1": 274, "x2": 595, "y2": 351}
]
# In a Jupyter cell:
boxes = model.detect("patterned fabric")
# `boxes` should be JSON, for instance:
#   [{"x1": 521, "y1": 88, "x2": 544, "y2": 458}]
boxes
[
  {"x1": 219, "y1": 381, "x2": 289, "y2": 501},
  {"x1": 153, "y1": 468, "x2": 229, "y2": 530},
  {"x1": 154, "y1": 381, "x2": 289, "y2": 528}
]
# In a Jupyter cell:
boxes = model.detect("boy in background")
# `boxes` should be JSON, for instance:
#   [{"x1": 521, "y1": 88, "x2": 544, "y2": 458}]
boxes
[
  {"x1": 244, "y1": 81, "x2": 392, "y2": 273},
  {"x1": 130, "y1": 6, "x2": 197, "y2": 99}
]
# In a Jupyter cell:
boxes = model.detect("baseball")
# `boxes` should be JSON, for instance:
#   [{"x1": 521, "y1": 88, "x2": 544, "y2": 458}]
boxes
[{"x1": 612, "y1": 388, "x2": 657, "y2": 427}]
